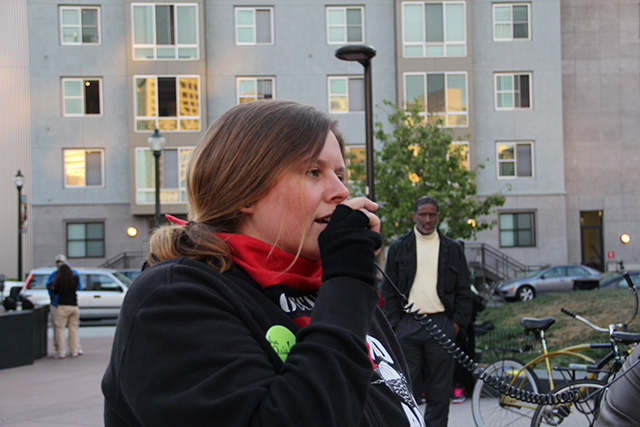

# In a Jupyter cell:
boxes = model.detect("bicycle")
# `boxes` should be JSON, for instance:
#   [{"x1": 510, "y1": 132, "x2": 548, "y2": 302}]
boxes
[
  {"x1": 529, "y1": 298, "x2": 640, "y2": 426},
  {"x1": 471, "y1": 272, "x2": 640, "y2": 427}
]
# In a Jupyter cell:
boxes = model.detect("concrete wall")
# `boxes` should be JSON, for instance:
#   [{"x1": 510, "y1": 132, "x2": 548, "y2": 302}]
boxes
[
  {"x1": 0, "y1": 0, "x2": 33, "y2": 280},
  {"x1": 562, "y1": 0, "x2": 640, "y2": 267},
  {"x1": 470, "y1": 0, "x2": 567, "y2": 266}
]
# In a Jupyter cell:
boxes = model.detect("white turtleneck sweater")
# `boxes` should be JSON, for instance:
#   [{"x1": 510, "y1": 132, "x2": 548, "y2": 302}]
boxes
[{"x1": 406, "y1": 226, "x2": 445, "y2": 314}]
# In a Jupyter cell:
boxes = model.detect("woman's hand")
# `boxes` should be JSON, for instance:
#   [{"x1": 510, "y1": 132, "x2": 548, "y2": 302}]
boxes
[
  {"x1": 318, "y1": 204, "x2": 382, "y2": 286},
  {"x1": 341, "y1": 197, "x2": 381, "y2": 234}
]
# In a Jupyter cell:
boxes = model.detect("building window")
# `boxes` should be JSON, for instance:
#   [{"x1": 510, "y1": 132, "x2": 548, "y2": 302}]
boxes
[
  {"x1": 493, "y1": 3, "x2": 530, "y2": 41},
  {"x1": 450, "y1": 141, "x2": 469, "y2": 169},
  {"x1": 500, "y1": 212, "x2": 535, "y2": 247},
  {"x1": 404, "y1": 72, "x2": 468, "y2": 127},
  {"x1": 132, "y1": 3, "x2": 198, "y2": 60},
  {"x1": 60, "y1": 6, "x2": 100, "y2": 45},
  {"x1": 235, "y1": 7, "x2": 273, "y2": 45},
  {"x1": 497, "y1": 142, "x2": 533, "y2": 178},
  {"x1": 62, "y1": 78, "x2": 102, "y2": 116},
  {"x1": 64, "y1": 149, "x2": 104, "y2": 188},
  {"x1": 495, "y1": 73, "x2": 531, "y2": 109},
  {"x1": 328, "y1": 76, "x2": 364, "y2": 113},
  {"x1": 345, "y1": 144, "x2": 366, "y2": 182},
  {"x1": 67, "y1": 222, "x2": 105, "y2": 258},
  {"x1": 237, "y1": 77, "x2": 275, "y2": 104},
  {"x1": 135, "y1": 147, "x2": 194, "y2": 204},
  {"x1": 402, "y1": 1, "x2": 466, "y2": 57},
  {"x1": 134, "y1": 75, "x2": 200, "y2": 132},
  {"x1": 326, "y1": 6, "x2": 364, "y2": 44}
]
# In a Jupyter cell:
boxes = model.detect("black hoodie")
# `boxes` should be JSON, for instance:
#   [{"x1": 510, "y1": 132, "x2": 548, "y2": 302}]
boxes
[{"x1": 102, "y1": 257, "x2": 425, "y2": 427}]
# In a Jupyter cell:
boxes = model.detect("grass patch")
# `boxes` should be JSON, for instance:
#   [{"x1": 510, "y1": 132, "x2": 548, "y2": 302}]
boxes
[{"x1": 475, "y1": 287, "x2": 640, "y2": 367}]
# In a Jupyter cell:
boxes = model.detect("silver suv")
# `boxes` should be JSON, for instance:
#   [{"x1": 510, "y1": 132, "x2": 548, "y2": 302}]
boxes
[{"x1": 22, "y1": 267, "x2": 132, "y2": 320}]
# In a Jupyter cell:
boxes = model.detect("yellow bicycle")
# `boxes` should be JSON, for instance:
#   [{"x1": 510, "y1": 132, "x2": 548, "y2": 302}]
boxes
[{"x1": 471, "y1": 273, "x2": 639, "y2": 427}]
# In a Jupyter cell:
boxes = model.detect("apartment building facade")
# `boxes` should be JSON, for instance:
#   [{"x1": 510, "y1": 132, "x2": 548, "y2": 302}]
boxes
[
  {"x1": 9, "y1": 0, "x2": 639, "y2": 275},
  {"x1": 25, "y1": 0, "x2": 396, "y2": 269}
]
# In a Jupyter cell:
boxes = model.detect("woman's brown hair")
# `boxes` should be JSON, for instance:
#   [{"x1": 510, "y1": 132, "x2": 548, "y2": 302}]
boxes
[{"x1": 148, "y1": 100, "x2": 344, "y2": 271}]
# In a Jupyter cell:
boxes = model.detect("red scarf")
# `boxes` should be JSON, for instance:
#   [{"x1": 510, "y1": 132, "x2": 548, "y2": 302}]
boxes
[{"x1": 216, "y1": 233, "x2": 322, "y2": 328}]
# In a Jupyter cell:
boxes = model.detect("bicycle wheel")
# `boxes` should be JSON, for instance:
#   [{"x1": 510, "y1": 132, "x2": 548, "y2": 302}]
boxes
[
  {"x1": 530, "y1": 379, "x2": 606, "y2": 426},
  {"x1": 471, "y1": 358, "x2": 540, "y2": 427}
]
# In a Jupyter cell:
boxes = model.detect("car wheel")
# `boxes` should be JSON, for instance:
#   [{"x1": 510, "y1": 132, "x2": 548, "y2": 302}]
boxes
[{"x1": 517, "y1": 285, "x2": 535, "y2": 301}]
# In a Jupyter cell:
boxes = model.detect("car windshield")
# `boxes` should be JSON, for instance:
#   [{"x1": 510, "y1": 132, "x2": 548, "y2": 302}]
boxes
[
  {"x1": 113, "y1": 272, "x2": 132, "y2": 286},
  {"x1": 525, "y1": 268, "x2": 545, "y2": 278},
  {"x1": 598, "y1": 272, "x2": 620, "y2": 284}
]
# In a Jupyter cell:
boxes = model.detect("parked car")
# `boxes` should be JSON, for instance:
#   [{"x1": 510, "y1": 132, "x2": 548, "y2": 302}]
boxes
[
  {"x1": 495, "y1": 264, "x2": 600, "y2": 302},
  {"x1": 21, "y1": 267, "x2": 132, "y2": 320},
  {"x1": 573, "y1": 271, "x2": 640, "y2": 290},
  {"x1": 118, "y1": 268, "x2": 143, "y2": 281}
]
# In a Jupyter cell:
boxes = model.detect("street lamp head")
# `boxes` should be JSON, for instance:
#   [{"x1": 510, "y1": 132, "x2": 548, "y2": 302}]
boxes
[
  {"x1": 14, "y1": 170, "x2": 25, "y2": 189},
  {"x1": 334, "y1": 44, "x2": 376, "y2": 66},
  {"x1": 147, "y1": 128, "x2": 166, "y2": 152}
]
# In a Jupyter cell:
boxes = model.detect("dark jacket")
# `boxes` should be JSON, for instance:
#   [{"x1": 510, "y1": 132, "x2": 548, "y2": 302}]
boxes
[
  {"x1": 52, "y1": 274, "x2": 79, "y2": 306},
  {"x1": 102, "y1": 257, "x2": 425, "y2": 427},
  {"x1": 596, "y1": 344, "x2": 640, "y2": 426},
  {"x1": 381, "y1": 229, "x2": 472, "y2": 330}
]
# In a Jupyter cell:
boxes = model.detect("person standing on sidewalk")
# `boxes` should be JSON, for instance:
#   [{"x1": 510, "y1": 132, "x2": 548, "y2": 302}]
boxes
[
  {"x1": 381, "y1": 196, "x2": 472, "y2": 427},
  {"x1": 50, "y1": 263, "x2": 81, "y2": 358},
  {"x1": 47, "y1": 254, "x2": 83, "y2": 356}
]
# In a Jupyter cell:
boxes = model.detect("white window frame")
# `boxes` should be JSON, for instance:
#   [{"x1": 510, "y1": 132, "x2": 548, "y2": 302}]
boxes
[
  {"x1": 236, "y1": 77, "x2": 276, "y2": 104},
  {"x1": 61, "y1": 78, "x2": 103, "y2": 117},
  {"x1": 326, "y1": 6, "x2": 365, "y2": 45},
  {"x1": 499, "y1": 211, "x2": 536, "y2": 248},
  {"x1": 66, "y1": 221, "x2": 106, "y2": 258},
  {"x1": 328, "y1": 76, "x2": 365, "y2": 114},
  {"x1": 59, "y1": 6, "x2": 101, "y2": 45},
  {"x1": 235, "y1": 7, "x2": 274, "y2": 45},
  {"x1": 135, "y1": 146, "x2": 194, "y2": 205},
  {"x1": 496, "y1": 141, "x2": 534, "y2": 179},
  {"x1": 131, "y1": 3, "x2": 199, "y2": 60},
  {"x1": 494, "y1": 72, "x2": 532, "y2": 110},
  {"x1": 401, "y1": 1, "x2": 467, "y2": 58},
  {"x1": 493, "y1": 3, "x2": 531, "y2": 41},
  {"x1": 403, "y1": 71, "x2": 469, "y2": 127},
  {"x1": 63, "y1": 149, "x2": 105, "y2": 188},
  {"x1": 133, "y1": 75, "x2": 201, "y2": 132}
]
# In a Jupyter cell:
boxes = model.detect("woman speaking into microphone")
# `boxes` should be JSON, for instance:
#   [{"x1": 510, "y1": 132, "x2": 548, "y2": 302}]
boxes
[{"x1": 102, "y1": 100, "x2": 425, "y2": 427}]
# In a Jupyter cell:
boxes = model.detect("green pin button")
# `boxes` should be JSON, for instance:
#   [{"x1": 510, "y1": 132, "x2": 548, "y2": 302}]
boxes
[{"x1": 266, "y1": 325, "x2": 296, "y2": 362}]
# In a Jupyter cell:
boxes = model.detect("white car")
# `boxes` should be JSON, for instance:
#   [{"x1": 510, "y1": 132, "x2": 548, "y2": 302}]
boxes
[{"x1": 22, "y1": 267, "x2": 132, "y2": 320}]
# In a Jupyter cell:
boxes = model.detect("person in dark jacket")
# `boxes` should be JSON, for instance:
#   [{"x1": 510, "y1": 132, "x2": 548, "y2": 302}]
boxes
[
  {"x1": 595, "y1": 344, "x2": 640, "y2": 426},
  {"x1": 381, "y1": 196, "x2": 472, "y2": 427},
  {"x1": 101, "y1": 100, "x2": 425, "y2": 427},
  {"x1": 50, "y1": 263, "x2": 81, "y2": 358},
  {"x1": 47, "y1": 254, "x2": 83, "y2": 357}
]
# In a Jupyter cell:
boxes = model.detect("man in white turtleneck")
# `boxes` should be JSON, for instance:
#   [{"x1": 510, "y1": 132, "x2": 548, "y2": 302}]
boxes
[{"x1": 381, "y1": 196, "x2": 472, "y2": 427}]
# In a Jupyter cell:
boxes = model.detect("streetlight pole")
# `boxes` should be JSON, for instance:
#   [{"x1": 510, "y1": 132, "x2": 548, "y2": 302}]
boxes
[
  {"x1": 14, "y1": 170, "x2": 25, "y2": 280},
  {"x1": 147, "y1": 129, "x2": 166, "y2": 227},
  {"x1": 335, "y1": 44, "x2": 377, "y2": 201}
]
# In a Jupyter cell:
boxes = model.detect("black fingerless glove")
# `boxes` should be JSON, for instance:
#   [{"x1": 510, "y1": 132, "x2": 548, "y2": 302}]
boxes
[{"x1": 318, "y1": 204, "x2": 382, "y2": 286}]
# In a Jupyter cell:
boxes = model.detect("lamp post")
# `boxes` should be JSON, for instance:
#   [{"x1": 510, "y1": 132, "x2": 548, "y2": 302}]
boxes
[
  {"x1": 147, "y1": 129, "x2": 166, "y2": 227},
  {"x1": 13, "y1": 170, "x2": 25, "y2": 280},
  {"x1": 335, "y1": 44, "x2": 377, "y2": 201}
]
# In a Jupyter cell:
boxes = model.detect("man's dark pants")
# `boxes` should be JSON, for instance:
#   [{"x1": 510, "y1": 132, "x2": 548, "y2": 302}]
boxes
[{"x1": 397, "y1": 312, "x2": 456, "y2": 427}]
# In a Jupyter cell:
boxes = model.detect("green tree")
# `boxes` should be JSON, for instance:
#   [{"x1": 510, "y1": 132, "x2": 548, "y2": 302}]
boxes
[{"x1": 347, "y1": 101, "x2": 506, "y2": 244}]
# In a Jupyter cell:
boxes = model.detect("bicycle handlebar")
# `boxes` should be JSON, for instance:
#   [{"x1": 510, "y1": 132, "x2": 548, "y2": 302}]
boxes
[{"x1": 561, "y1": 271, "x2": 638, "y2": 332}]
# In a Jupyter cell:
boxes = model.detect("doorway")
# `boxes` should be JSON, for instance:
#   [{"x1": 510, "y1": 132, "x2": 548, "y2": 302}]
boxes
[{"x1": 580, "y1": 210, "x2": 603, "y2": 271}]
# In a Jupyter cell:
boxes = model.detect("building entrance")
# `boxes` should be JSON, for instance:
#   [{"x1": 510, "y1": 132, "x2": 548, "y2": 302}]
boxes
[{"x1": 580, "y1": 210, "x2": 603, "y2": 271}]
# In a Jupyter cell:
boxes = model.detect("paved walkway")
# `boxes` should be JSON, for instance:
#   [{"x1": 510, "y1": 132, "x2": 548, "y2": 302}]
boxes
[{"x1": 0, "y1": 326, "x2": 475, "y2": 426}]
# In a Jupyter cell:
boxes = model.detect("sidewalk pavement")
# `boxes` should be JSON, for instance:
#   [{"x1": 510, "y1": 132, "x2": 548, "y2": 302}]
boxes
[{"x1": 0, "y1": 326, "x2": 476, "y2": 426}]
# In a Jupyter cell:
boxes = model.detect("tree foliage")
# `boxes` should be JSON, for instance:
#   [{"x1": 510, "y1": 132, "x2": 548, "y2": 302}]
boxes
[{"x1": 347, "y1": 101, "x2": 506, "y2": 244}]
